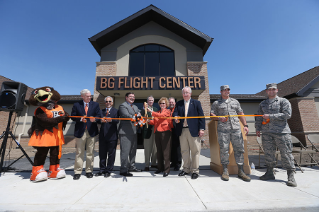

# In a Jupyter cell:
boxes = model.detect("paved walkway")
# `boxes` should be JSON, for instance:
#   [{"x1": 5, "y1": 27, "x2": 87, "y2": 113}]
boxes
[{"x1": 0, "y1": 149, "x2": 318, "y2": 211}]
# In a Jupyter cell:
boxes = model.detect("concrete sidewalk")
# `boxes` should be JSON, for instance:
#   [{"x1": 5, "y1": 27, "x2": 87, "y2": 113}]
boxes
[{"x1": 0, "y1": 149, "x2": 318, "y2": 212}]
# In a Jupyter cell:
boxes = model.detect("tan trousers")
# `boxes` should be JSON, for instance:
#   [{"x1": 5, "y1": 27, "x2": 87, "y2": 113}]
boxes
[
  {"x1": 179, "y1": 128, "x2": 201, "y2": 174},
  {"x1": 143, "y1": 131, "x2": 157, "y2": 167},
  {"x1": 74, "y1": 129, "x2": 96, "y2": 174}
]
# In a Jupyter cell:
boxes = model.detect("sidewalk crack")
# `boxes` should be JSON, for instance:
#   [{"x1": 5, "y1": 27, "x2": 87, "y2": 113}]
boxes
[{"x1": 185, "y1": 176, "x2": 207, "y2": 210}]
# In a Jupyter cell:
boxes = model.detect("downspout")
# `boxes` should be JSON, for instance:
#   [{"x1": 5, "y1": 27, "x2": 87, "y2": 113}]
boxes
[{"x1": 17, "y1": 102, "x2": 29, "y2": 144}]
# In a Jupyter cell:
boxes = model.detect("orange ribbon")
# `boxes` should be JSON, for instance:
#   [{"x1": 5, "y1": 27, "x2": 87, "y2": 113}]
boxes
[{"x1": 67, "y1": 115, "x2": 270, "y2": 125}]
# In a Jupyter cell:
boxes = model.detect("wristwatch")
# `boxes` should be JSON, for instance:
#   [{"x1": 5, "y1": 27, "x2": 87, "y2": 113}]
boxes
[{"x1": 244, "y1": 125, "x2": 249, "y2": 128}]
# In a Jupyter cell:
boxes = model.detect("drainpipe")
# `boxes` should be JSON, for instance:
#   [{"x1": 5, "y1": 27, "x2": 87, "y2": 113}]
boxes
[{"x1": 17, "y1": 102, "x2": 29, "y2": 144}]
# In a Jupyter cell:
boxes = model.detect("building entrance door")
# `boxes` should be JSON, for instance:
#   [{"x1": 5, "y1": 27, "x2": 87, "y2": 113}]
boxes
[{"x1": 134, "y1": 99, "x2": 159, "y2": 149}]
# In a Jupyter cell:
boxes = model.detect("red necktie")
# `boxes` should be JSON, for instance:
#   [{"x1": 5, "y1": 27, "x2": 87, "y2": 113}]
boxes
[{"x1": 106, "y1": 109, "x2": 109, "y2": 116}]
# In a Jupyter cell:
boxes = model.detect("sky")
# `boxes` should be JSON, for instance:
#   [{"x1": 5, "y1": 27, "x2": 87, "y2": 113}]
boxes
[{"x1": 0, "y1": 0, "x2": 318, "y2": 95}]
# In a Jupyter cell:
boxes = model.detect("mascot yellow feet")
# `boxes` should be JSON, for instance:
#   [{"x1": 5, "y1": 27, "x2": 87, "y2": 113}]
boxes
[
  {"x1": 30, "y1": 165, "x2": 48, "y2": 182},
  {"x1": 48, "y1": 164, "x2": 66, "y2": 179}
]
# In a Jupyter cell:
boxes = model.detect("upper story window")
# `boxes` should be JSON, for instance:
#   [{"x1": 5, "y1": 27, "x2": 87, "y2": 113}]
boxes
[{"x1": 129, "y1": 44, "x2": 175, "y2": 76}]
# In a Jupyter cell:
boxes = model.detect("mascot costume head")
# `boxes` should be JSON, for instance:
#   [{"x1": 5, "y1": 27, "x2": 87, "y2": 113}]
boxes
[{"x1": 28, "y1": 86, "x2": 69, "y2": 182}]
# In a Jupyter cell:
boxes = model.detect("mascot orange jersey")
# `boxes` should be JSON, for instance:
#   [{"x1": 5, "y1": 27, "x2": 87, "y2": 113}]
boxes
[{"x1": 28, "y1": 105, "x2": 65, "y2": 147}]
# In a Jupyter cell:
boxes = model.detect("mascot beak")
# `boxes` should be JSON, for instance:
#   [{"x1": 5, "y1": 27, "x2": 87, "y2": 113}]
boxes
[{"x1": 34, "y1": 89, "x2": 53, "y2": 103}]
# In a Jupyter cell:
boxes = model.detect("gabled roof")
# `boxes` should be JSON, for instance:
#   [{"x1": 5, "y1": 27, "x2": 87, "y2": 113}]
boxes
[
  {"x1": 89, "y1": 4, "x2": 213, "y2": 56},
  {"x1": 257, "y1": 66, "x2": 319, "y2": 98}
]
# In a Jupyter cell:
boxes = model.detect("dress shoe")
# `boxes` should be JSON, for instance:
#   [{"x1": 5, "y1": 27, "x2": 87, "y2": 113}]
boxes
[
  {"x1": 85, "y1": 172, "x2": 93, "y2": 178},
  {"x1": 95, "y1": 172, "x2": 105, "y2": 177},
  {"x1": 151, "y1": 165, "x2": 157, "y2": 168},
  {"x1": 120, "y1": 172, "x2": 133, "y2": 177},
  {"x1": 73, "y1": 174, "x2": 81, "y2": 180},
  {"x1": 174, "y1": 166, "x2": 181, "y2": 171},
  {"x1": 104, "y1": 172, "x2": 111, "y2": 178},
  {"x1": 191, "y1": 173, "x2": 199, "y2": 179},
  {"x1": 178, "y1": 171, "x2": 188, "y2": 176},
  {"x1": 163, "y1": 173, "x2": 169, "y2": 177},
  {"x1": 154, "y1": 170, "x2": 162, "y2": 174},
  {"x1": 170, "y1": 163, "x2": 175, "y2": 168},
  {"x1": 129, "y1": 168, "x2": 142, "y2": 172},
  {"x1": 144, "y1": 167, "x2": 150, "y2": 171}
]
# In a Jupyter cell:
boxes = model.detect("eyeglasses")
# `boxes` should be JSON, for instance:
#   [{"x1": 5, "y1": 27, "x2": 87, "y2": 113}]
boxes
[
  {"x1": 105, "y1": 101, "x2": 112, "y2": 103},
  {"x1": 159, "y1": 103, "x2": 166, "y2": 105}
]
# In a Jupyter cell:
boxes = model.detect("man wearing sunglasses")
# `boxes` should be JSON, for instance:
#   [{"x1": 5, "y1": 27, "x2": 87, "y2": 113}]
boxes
[{"x1": 95, "y1": 96, "x2": 119, "y2": 178}]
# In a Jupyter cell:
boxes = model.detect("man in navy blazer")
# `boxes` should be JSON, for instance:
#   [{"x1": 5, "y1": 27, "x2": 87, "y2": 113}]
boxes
[
  {"x1": 71, "y1": 89, "x2": 101, "y2": 180},
  {"x1": 173, "y1": 86, "x2": 205, "y2": 179},
  {"x1": 95, "y1": 96, "x2": 119, "y2": 178}
]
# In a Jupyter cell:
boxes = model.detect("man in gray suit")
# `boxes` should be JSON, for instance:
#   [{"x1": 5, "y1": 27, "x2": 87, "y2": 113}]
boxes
[{"x1": 118, "y1": 92, "x2": 141, "y2": 176}]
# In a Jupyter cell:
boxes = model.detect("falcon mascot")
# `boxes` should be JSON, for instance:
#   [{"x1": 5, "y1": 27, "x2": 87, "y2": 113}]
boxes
[{"x1": 28, "y1": 87, "x2": 69, "y2": 182}]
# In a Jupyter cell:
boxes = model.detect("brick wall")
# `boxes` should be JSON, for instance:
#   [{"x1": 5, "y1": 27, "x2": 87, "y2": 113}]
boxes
[
  {"x1": 288, "y1": 97, "x2": 319, "y2": 145},
  {"x1": 93, "y1": 62, "x2": 117, "y2": 108},
  {"x1": 187, "y1": 62, "x2": 210, "y2": 146}
]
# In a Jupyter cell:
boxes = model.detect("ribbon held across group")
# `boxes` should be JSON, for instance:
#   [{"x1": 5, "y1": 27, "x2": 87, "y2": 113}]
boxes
[{"x1": 67, "y1": 113, "x2": 270, "y2": 126}]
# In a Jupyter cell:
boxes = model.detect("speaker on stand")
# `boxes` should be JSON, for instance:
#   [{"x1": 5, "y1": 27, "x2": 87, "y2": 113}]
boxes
[{"x1": 0, "y1": 81, "x2": 33, "y2": 175}]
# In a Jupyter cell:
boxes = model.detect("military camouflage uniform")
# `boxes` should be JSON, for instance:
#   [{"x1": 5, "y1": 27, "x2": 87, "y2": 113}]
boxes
[
  {"x1": 211, "y1": 98, "x2": 245, "y2": 165},
  {"x1": 255, "y1": 96, "x2": 295, "y2": 170}
]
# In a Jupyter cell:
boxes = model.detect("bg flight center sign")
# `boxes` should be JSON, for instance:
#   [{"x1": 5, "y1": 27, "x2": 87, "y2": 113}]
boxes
[{"x1": 96, "y1": 76, "x2": 205, "y2": 90}]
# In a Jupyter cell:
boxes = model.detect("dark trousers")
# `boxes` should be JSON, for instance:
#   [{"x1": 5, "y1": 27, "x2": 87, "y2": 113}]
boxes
[
  {"x1": 170, "y1": 131, "x2": 181, "y2": 166},
  {"x1": 34, "y1": 146, "x2": 59, "y2": 166},
  {"x1": 155, "y1": 130, "x2": 172, "y2": 173},
  {"x1": 99, "y1": 139, "x2": 117, "y2": 173}
]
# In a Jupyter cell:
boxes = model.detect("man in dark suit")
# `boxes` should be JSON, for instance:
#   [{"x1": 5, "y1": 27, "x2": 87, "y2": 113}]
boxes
[
  {"x1": 71, "y1": 89, "x2": 101, "y2": 180},
  {"x1": 95, "y1": 96, "x2": 119, "y2": 178},
  {"x1": 173, "y1": 86, "x2": 205, "y2": 179},
  {"x1": 118, "y1": 92, "x2": 141, "y2": 176},
  {"x1": 169, "y1": 97, "x2": 182, "y2": 171}
]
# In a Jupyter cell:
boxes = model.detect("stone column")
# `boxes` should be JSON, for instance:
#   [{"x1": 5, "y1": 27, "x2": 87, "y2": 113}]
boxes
[
  {"x1": 187, "y1": 61, "x2": 210, "y2": 147},
  {"x1": 93, "y1": 62, "x2": 117, "y2": 109}
]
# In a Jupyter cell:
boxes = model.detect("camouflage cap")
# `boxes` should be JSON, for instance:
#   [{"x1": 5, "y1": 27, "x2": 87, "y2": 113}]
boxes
[
  {"x1": 266, "y1": 83, "x2": 277, "y2": 89},
  {"x1": 220, "y1": 85, "x2": 230, "y2": 91}
]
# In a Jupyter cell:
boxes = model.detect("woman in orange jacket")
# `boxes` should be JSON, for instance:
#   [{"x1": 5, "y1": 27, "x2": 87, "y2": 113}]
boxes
[{"x1": 148, "y1": 97, "x2": 173, "y2": 177}]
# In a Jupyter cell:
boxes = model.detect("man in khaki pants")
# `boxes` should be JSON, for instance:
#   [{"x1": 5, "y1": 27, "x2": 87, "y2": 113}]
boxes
[
  {"x1": 71, "y1": 89, "x2": 101, "y2": 180},
  {"x1": 173, "y1": 86, "x2": 205, "y2": 179}
]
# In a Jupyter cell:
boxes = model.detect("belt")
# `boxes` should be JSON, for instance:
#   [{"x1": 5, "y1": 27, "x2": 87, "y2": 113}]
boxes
[{"x1": 183, "y1": 126, "x2": 189, "y2": 128}]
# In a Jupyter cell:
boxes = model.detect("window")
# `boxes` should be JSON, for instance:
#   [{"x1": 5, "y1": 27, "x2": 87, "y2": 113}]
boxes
[{"x1": 129, "y1": 44, "x2": 175, "y2": 76}]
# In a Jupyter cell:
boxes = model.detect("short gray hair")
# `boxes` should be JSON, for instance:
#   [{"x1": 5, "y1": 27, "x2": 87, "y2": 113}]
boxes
[
  {"x1": 168, "y1": 97, "x2": 175, "y2": 102},
  {"x1": 80, "y1": 89, "x2": 91, "y2": 96},
  {"x1": 104, "y1": 96, "x2": 113, "y2": 102},
  {"x1": 147, "y1": 95, "x2": 154, "y2": 102},
  {"x1": 182, "y1": 86, "x2": 192, "y2": 94}
]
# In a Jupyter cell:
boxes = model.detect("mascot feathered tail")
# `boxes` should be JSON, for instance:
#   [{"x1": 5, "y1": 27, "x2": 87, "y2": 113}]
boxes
[{"x1": 28, "y1": 87, "x2": 69, "y2": 182}]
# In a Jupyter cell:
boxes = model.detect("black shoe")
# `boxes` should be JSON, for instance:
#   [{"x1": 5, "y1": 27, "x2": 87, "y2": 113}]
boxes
[
  {"x1": 191, "y1": 173, "x2": 199, "y2": 179},
  {"x1": 163, "y1": 173, "x2": 169, "y2": 177},
  {"x1": 85, "y1": 173, "x2": 93, "y2": 178},
  {"x1": 178, "y1": 171, "x2": 188, "y2": 176},
  {"x1": 129, "y1": 168, "x2": 142, "y2": 172},
  {"x1": 170, "y1": 163, "x2": 175, "y2": 168},
  {"x1": 120, "y1": 172, "x2": 133, "y2": 177},
  {"x1": 95, "y1": 172, "x2": 105, "y2": 177},
  {"x1": 151, "y1": 165, "x2": 157, "y2": 168},
  {"x1": 154, "y1": 170, "x2": 162, "y2": 174},
  {"x1": 104, "y1": 172, "x2": 111, "y2": 178},
  {"x1": 174, "y1": 166, "x2": 181, "y2": 171},
  {"x1": 73, "y1": 174, "x2": 81, "y2": 180}
]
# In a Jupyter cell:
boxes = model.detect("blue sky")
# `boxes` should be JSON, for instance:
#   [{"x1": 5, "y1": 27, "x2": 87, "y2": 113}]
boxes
[{"x1": 0, "y1": 0, "x2": 318, "y2": 95}]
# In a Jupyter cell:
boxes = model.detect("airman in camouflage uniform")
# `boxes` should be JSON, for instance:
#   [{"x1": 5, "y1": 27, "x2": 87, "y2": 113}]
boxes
[
  {"x1": 255, "y1": 83, "x2": 297, "y2": 187},
  {"x1": 211, "y1": 85, "x2": 250, "y2": 182}
]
